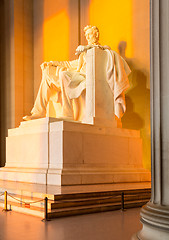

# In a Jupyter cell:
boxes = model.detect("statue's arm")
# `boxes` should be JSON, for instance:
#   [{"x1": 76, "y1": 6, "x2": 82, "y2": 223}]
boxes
[
  {"x1": 76, "y1": 53, "x2": 85, "y2": 72},
  {"x1": 40, "y1": 59, "x2": 79, "y2": 71},
  {"x1": 50, "y1": 61, "x2": 71, "y2": 68}
]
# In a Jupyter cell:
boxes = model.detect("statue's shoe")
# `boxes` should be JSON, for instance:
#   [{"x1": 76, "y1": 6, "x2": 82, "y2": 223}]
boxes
[{"x1": 23, "y1": 113, "x2": 46, "y2": 121}]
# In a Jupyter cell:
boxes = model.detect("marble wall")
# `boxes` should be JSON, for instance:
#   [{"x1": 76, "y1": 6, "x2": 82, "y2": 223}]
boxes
[{"x1": 0, "y1": 0, "x2": 34, "y2": 166}]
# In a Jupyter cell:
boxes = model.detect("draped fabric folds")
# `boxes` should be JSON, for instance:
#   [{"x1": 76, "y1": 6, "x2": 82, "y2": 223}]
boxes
[{"x1": 31, "y1": 47, "x2": 130, "y2": 119}]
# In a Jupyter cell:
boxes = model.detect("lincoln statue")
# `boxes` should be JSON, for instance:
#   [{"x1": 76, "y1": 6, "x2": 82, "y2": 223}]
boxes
[{"x1": 23, "y1": 25, "x2": 131, "y2": 121}]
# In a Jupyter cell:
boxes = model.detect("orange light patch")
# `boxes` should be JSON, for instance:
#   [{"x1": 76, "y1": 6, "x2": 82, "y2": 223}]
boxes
[
  {"x1": 44, "y1": 10, "x2": 69, "y2": 62},
  {"x1": 89, "y1": 0, "x2": 133, "y2": 57}
]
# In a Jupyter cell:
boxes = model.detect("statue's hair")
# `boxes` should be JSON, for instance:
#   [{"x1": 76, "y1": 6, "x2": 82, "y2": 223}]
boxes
[{"x1": 84, "y1": 25, "x2": 99, "y2": 40}]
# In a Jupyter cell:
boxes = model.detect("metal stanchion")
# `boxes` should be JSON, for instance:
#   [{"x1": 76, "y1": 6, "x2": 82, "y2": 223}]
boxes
[
  {"x1": 45, "y1": 197, "x2": 48, "y2": 220},
  {"x1": 2, "y1": 191, "x2": 12, "y2": 212},
  {"x1": 42, "y1": 197, "x2": 50, "y2": 221},
  {"x1": 121, "y1": 192, "x2": 125, "y2": 211}
]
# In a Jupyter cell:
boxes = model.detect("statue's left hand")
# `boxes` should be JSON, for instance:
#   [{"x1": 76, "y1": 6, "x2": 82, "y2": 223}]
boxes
[
  {"x1": 76, "y1": 45, "x2": 85, "y2": 53},
  {"x1": 75, "y1": 45, "x2": 95, "y2": 55},
  {"x1": 75, "y1": 45, "x2": 90, "y2": 55}
]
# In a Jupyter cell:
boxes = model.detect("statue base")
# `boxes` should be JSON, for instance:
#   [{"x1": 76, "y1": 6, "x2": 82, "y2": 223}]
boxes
[{"x1": 0, "y1": 118, "x2": 150, "y2": 185}]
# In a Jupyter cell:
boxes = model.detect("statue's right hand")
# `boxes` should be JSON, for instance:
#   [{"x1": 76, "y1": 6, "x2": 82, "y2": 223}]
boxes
[
  {"x1": 47, "y1": 61, "x2": 54, "y2": 67},
  {"x1": 40, "y1": 62, "x2": 48, "y2": 70}
]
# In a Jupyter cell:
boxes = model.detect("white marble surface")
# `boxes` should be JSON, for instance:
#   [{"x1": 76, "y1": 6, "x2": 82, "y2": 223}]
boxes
[
  {"x1": 0, "y1": 118, "x2": 150, "y2": 185},
  {"x1": 0, "y1": 47, "x2": 149, "y2": 186},
  {"x1": 84, "y1": 48, "x2": 116, "y2": 126}
]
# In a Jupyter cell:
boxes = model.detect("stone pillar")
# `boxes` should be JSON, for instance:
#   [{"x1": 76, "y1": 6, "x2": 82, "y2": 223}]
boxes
[
  {"x1": 133, "y1": 0, "x2": 169, "y2": 239},
  {"x1": 2, "y1": 0, "x2": 34, "y2": 128}
]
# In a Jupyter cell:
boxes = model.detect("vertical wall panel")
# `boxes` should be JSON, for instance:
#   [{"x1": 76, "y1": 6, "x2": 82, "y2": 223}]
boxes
[
  {"x1": 14, "y1": 0, "x2": 34, "y2": 124},
  {"x1": 0, "y1": 0, "x2": 6, "y2": 166},
  {"x1": 23, "y1": 0, "x2": 34, "y2": 116}
]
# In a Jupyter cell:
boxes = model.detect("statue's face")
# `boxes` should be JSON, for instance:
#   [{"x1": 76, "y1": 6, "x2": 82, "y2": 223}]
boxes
[{"x1": 85, "y1": 28, "x2": 98, "y2": 45}]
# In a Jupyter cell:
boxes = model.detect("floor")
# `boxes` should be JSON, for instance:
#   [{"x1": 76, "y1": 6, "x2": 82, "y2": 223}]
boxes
[{"x1": 0, "y1": 207, "x2": 142, "y2": 240}]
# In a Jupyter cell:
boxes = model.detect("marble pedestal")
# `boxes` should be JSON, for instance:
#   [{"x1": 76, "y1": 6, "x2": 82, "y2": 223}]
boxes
[{"x1": 0, "y1": 117, "x2": 150, "y2": 185}]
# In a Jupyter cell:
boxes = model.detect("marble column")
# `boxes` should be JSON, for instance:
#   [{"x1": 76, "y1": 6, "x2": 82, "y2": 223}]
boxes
[{"x1": 133, "y1": 0, "x2": 169, "y2": 239}]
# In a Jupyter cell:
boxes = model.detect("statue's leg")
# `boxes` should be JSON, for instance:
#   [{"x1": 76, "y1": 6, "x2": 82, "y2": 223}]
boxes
[
  {"x1": 59, "y1": 71, "x2": 74, "y2": 119},
  {"x1": 73, "y1": 90, "x2": 86, "y2": 121},
  {"x1": 31, "y1": 70, "x2": 53, "y2": 116},
  {"x1": 23, "y1": 68, "x2": 59, "y2": 120}
]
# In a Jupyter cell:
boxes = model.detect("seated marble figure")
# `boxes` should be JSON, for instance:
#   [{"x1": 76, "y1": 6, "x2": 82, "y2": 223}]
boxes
[{"x1": 23, "y1": 25, "x2": 131, "y2": 122}]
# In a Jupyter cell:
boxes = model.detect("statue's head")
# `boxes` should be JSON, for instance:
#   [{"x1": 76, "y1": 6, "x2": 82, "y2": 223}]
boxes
[{"x1": 84, "y1": 25, "x2": 100, "y2": 45}]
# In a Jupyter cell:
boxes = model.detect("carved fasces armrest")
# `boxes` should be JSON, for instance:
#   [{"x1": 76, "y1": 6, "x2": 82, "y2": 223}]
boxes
[{"x1": 84, "y1": 47, "x2": 117, "y2": 126}]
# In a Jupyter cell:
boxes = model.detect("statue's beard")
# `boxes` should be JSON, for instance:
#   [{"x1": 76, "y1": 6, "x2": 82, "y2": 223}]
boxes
[{"x1": 88, "y1": 39, "x2": 99, "y2": 45}]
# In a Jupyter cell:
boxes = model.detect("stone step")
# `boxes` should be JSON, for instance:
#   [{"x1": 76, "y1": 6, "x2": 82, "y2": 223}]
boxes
[
  {"x1": 51, "y1": 194, "x2": 150, "y2": 209},
  {"x1": 54, "y1": 188, "x2": 151, "y2": 200},
  {"x1": 0, "y1": 183, "x2": 151, "y2": 219},
  {"x1": 48, "y1": 200, "x2": 148, "y2": 219}
]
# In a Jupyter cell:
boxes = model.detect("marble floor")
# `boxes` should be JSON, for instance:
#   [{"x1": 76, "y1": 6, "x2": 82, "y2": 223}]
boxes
[{"x1": 0, "y1": 207, "x2": 142, "y2": 240}]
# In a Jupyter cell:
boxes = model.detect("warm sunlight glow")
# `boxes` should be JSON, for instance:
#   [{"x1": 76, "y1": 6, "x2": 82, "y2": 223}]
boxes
[
  {"x1": 44, "y1": 10, "x2": 69, "y2": 61},
  {"x1": 89, "y1": 0, "x2": 133, "y2": 57}
]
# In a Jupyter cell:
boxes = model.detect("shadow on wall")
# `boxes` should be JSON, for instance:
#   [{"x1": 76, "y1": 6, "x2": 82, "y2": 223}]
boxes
[{"x1": 119, "y1": 41, "x2": 151, "y2": 170}]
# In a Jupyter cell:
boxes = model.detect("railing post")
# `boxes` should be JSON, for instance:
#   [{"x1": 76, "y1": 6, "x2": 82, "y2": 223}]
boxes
[
  {"x1": 2, "y1": 191, "x2": 11, "y2": 212},
  {"x1": 42, "y1": 197, "x2": 50, "y2": 221},
  {"x1": 4, "y1": 191, "x2": 7, "y2": 210},
  {"x1": 121, "y1": 192, "x2": 125, "y2": 211},
  {"x1": 45, "y1": 197, "x2": 48, "y2": 220}
]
